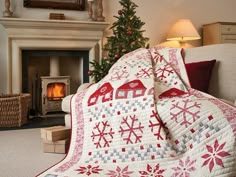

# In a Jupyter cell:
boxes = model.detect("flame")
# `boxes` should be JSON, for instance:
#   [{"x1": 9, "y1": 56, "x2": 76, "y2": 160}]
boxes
[{"x1": 47, "y1": 83, "x2": 66, "y2": 101}]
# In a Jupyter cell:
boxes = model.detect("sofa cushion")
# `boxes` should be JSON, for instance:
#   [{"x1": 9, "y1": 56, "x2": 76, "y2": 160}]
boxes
[{"x1": 185, "y1": 59, "x2": 216, "y2": 93}]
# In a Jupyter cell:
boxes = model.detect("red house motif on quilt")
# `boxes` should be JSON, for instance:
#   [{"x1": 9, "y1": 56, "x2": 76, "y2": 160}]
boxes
[
  {"x1": 88, "y1": 82, "x2": 114, "y2": 106},
  {"x1": 116, "y1": 80, "x2": 147, "y2": 99}
]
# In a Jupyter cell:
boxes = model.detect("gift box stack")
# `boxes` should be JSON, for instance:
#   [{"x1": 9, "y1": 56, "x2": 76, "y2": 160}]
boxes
[{"x1": 40, "y1": 126, "x2": 71, "y2": 154}]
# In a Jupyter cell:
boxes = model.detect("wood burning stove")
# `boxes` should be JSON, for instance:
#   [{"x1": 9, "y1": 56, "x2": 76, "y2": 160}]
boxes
[
  {"x1": 40, "y1": 56, "x2": 70, "y2": 115},
  {"x1": 41, "y1": 76, "x2": 70, "y2": 115}
]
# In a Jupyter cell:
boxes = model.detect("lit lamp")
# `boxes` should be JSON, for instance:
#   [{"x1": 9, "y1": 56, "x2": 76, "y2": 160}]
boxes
[{"x1": 166, "y1": 19, "x2": 200, "y2": 47}]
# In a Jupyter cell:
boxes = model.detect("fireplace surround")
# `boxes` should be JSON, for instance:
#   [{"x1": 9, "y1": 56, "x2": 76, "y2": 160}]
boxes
[{"x1": 0, "y1": 17, "x2": 109, "y2": 94}]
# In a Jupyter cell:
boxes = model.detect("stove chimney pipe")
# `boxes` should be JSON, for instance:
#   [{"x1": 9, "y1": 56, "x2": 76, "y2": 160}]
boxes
[{"x1": 50, "y1": 56, "x2": 60, "y2": 76}]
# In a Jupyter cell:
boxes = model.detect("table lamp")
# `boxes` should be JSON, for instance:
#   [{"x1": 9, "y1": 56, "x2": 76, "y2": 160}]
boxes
[{"x1": 166, "y1": 19, "x2": 200, "y2": 47}]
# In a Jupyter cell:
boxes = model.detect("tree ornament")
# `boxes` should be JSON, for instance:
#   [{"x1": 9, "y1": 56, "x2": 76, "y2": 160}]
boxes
[
  {"x1": 118, "y1": 10, "x2": 122, "y2": 15},
  {"x1": 127, "y1": 29, "x2": 132, "y2": 35},
  {"x1": 88, "y1": 70, "x2": 93, "y2": 75},
  {"x1": 122, "y1": 48, "x2": 126, "y2": 53},
  {"x1": 115, "y1": 53, "x2": 120, "y2": 59}
]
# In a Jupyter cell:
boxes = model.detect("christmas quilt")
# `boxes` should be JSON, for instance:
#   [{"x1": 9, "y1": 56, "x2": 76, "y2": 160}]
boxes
[{"x1": 38, "y1": 47, "x2": 236, "y2": 177}]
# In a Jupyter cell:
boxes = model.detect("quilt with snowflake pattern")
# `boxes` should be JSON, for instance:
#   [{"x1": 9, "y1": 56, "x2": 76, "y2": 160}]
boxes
[{"x1": 37, "y1": 47, "x2": 236, "y2": 177}]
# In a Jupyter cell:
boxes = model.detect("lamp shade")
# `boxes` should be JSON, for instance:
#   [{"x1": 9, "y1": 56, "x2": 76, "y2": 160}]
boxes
[{"x1": 167, "y1": 19, "x2": 200, "y2": 41}]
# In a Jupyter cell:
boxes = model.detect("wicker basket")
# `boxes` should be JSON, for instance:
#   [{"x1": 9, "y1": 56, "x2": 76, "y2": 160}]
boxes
[{"x1": 0, "y1": 93, "x2": 31, "y2": 127}]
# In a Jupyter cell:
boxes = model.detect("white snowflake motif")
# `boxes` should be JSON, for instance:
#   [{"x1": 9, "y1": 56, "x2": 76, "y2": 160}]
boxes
[
  {"x1": 170, "y1": 99, "x2": 201, "y2": 127},
  {"x1": 171, "y1": 156, "x2": 197, "y2": 177},
  {"x1": 91, "y1": 121, "x2": 115, "y2": 148},
  {"x1": 119, "y1": 115, "x2": 144, "y2": 144}
]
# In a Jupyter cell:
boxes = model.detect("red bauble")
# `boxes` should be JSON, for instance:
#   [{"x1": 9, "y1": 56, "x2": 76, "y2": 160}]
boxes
[
  {"x1": 127, "y1": 30, "x2": 132, "y2": 35},
  {"x1": 115, "y1": 54, "x2": 119, "y2": 59},
  {"x1": 118, "y1": 10, "x2": 122, "y2": 15},
  {"x1": 88, "y1": 70, "x2": 92, "y2": 75}
]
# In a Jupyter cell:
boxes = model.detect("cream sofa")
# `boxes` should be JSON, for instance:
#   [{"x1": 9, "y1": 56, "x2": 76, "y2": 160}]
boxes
[{"x1": 62, "y1": 44, "x2": 236, "y2": 127}]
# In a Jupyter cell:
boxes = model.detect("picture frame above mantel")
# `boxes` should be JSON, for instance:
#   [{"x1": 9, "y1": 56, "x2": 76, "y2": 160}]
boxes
[{"x1": 23, "y1": 0, "x2": 86, "y2": 11}]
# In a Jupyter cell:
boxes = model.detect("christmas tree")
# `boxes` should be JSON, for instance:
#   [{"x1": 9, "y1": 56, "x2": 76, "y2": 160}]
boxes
[{"x1": 88, "y1": 0, "x2": 149, "y2": 82}]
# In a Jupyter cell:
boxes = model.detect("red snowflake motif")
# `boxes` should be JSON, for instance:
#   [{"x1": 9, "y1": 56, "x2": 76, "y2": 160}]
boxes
[
  {"x1": 201, "y1": 139, "x2": 230, "y2": 172},
  {"x1": 119, "y1": 115, "x2": 144, "y2": 144},
  {"x1": 139, "y1": 163, "x2": 165, "y2": 177},
  {"x1": 91, "y1": 121, "x2": 115, "y2": 148},
  {"x1": 135, "y1": 67, "x2": 153, "y2": 78},
  {"x1": 106, "y1": 165, "x2": 133, "y2": 177},
  {"x1": 149, "y1": 110, "x2": 170, "y2": 140},
  {"x1": 170, "y1": 99, "x2": 201, "y2": 127},
  {"x1": 171, "y1": 156, "x2": 196, "y2": 177},
  {"x1": 154, "y1": 64, "x2": 174, "y2": 81},
  {"x1": 152, "y1": 51, "x2": 163, "y2": 64},
  {"x1": 110, "y1": 69, "x2": 129, "y2": 80},
  {"x1": 75, "y1": 165, "x2": 102, "y2": 176}
]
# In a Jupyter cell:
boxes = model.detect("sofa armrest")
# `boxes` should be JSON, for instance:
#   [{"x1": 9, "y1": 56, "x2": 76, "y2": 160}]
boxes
[
  {"x1": 61, "y1": 83, "x2": 92, "y2": 113},
  {"x1": 76, "y1": 83, "x2": 93, "y2": 93},
  {"x1": 61, "y1": 95, "x2": 73, "y2": 113}
]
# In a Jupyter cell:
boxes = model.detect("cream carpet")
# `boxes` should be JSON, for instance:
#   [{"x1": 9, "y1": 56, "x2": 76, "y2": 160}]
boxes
[{"x1": 0, "y1": 128, "x2": 65, "y2": 177}]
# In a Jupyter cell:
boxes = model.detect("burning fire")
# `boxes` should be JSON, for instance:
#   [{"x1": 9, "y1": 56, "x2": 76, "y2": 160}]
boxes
[{"x1": 47, "y1": 82, "x2": 66, "y2": 101}]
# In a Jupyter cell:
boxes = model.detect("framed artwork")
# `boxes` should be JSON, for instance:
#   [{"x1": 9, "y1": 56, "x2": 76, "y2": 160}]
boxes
[{"x1": 23, "y1": 0, "x2": 86, "y2": 11}]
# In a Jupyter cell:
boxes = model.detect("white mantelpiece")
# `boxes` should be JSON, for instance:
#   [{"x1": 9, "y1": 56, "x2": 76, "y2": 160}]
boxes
[{"x1": 0, "y1": 17, "x2": 109, "y2": 93}]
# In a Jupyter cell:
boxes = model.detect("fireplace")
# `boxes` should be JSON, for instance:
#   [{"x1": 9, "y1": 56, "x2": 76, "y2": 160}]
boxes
[
  {"x1": 0, "y1": 18, "x2": 109, "y2": 117},
  {"x1": 0, "y1": 18, "x2": 109, "y2": 95}
]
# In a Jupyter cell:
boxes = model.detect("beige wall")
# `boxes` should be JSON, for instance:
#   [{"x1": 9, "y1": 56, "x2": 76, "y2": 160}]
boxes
[{"x1": 0, "y1": 0, "x2": 236, "y2": 93}]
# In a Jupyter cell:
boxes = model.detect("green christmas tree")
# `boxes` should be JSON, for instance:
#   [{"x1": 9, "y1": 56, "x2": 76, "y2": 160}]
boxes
[{"x1": 88, "y1": 0, "x2": 149, "y2": 82}]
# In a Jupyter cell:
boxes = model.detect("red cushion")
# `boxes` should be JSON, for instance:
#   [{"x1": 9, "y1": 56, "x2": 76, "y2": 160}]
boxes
[{"x1": 185, "y1": 60, "x2": 216, "y2": 93}]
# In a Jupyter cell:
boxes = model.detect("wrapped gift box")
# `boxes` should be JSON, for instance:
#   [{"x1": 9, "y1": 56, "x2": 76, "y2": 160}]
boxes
[
  {"x1": 43, "y1": 139, "x2": 70, "y2": 154},
  {"x1": 41, "y1": 126, "x2": 71, "y2": 141}
]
